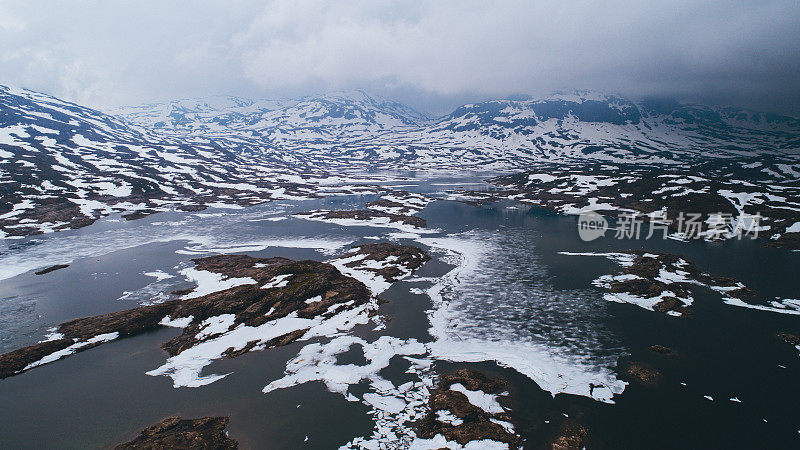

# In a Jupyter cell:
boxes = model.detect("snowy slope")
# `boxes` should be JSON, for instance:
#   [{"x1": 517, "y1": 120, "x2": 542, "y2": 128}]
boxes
[
  {"x1": 0, "y1": 85, "x2": 346, "y2": 238},
  {"x1": 362, "y1": 90, "x2": 800, "y2": 168},
  {"x1": 114, "y1": 88, "x2": 800, "y2": 170},
  {"x1": 113, "y1": 90, "x2": 430, "y2": 145},
  {"x1": 110, "y1": 95, "x2": 296, "y2": 135},
  {"x1": 2, "y1": 84, "x2": 799, "y2": 238}
]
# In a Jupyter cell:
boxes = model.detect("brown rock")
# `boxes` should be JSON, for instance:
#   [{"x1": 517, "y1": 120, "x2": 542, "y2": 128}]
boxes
[
  {"x1": 653, "y1": 297, "x2": 691, "y2": 316},
  {"x1": 648, "y1": 345, "x2": 676, "y2": 356},
  {"x1": 624, "y1": 362, "x2": 662, "y2": 385},
  {"x1": 339, "y1": 243, "x2": 430, "y2": 282},
  {"x1": 0, "y1": 244, "x2": 427, "y2": 379},
  {"x1": 549, "y1": 419, "x2": 590, "y2": 450},
  {"x1": 0, "y1": 338, "x2": 73, "y2": 379},
  {"x1": 412, "y1": 369, "x2": 520, "y2": 447},
  {"x1": 34, "y1": 264, "x2": 70, "y2": 275},
  {"x1": 177, "y1": 204, "x2": 207, "y2": 212},
  {"x1": 115, "y1": 416, "x2": 237, "y2": 449},
  {"x1": 123, "y1": 209, "x2": 160, "y2": 221},
  {"x1": 171, "y1": 288, "x2": 194, "y2": 296},
  {"x1": 778, "y1": 333, "x2": 800, "y2": 346}
]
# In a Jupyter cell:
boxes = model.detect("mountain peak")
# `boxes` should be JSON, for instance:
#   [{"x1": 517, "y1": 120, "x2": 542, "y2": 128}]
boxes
[
  {"x1": 543, "y1": 89, "x2": 622, "y2": 103},
  {"x1": 312, "y1": 89, "x2": 375, "y2": 103}
]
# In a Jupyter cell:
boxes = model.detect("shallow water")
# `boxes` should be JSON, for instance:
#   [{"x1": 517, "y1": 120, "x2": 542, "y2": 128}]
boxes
[{"x1": 0, "y1": 177, "x2": 798, "y2": 448}]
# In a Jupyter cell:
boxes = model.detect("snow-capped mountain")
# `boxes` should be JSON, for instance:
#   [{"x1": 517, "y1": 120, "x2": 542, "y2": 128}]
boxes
[
  {"x1": 110, "y1": 95, "x2": 296, "y2": 135},
  {"x1": 0, "y1": 85, "x2": 344, "y2": 238},
  {"x1": 433, "y1": 90, "x2": 800, "y2": 136},
  {"x1": 112, "y1": 88, "x2": 800, "y2": 169},
  {"x1": 407, "y1": 90, "x2": 800, "y2": 166},
  {"x1": 113, "y1": 90, "x2": 430, "y2": 145},
  {"x1": 2, "y1": 84, "x2": 799, "y2": 239}
]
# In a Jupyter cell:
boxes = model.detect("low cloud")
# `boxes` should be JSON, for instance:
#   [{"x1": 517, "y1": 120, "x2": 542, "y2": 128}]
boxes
[{"x1": 1, "y1": 0, "x2": 798, "y2": 115}]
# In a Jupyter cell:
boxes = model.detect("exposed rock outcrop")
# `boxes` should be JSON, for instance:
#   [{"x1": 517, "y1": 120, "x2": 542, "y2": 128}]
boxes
[
  {"x1": 412, "y1": 369, "x2": 521, "y2": 447},
  {"x1": 648, "y1": 345, "x2": 676, "y2": 356},
  {"x1": 623, "y1": 361, "x2": 662, "y2": 386},
  {"x1": 365, "y1": 190, "x2": 432, "y2": 215},
  {"x1": 34, "y1": 264, "x2": 70, "y2": 275},
  {"x1": 1, "y1": 243, "x2": 430, "y2": 380},
  {"x1": 462, "y1": 163, "x2": 800, "y2": 250},
  {"x1": 337, "y1": 243, "x2": 430, "y2": 282},
  {"x1": 294, "y1": 209, "x2": 427, "y2": 228},
  {"x1": 549, "y1": 419, "x2": 590, "y2": 450},
  {"x1": 115, "y1": 416, "x2": 237, "y2": 449},
  {"x1": 1, "y1": 255, "x2": 370, "y2": 378},
  {"x1": 778, "y1": 332, "x2": 800, "y2": 347},
  {"x1": 565, "y1": 251, "x2": 757, "y2": 317}
]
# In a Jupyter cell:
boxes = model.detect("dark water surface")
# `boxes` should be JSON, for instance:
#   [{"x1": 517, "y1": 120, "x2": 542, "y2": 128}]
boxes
[{"x1": 0, "y1": 178, "x2": 798, "y2": 448}]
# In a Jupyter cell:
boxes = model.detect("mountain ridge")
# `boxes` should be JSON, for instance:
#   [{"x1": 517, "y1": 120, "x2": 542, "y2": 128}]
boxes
[
  {"x1": 2, "y1": 84, "x2": 799, "y2": 240},
  {"x1": 110, "y1": 88, "x2": 800, "y2": 167}
]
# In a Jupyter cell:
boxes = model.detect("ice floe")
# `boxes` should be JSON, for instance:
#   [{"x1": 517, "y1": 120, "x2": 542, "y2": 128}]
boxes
[
  {"x1": 265, "y1": 335, "x2": 434, "y2": 448},
  {"x1": 417, "y1": 232, "x2": 627, "y2": 403}
]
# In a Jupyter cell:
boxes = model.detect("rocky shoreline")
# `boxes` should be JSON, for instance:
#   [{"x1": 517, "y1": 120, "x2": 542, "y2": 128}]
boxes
[
  {"x1": 116, "y1": 369, "x2": 520, "y2": 449},
  {"x1": 0, "y1": 245, "x2": 432, "y2": 380},
  {"x1": 0, "y1": 183, "x2": 428, "y2": 239},
  {"x1": 115, "y1": 416, "x2": 237, "y2": 449},
  {"x1": 337, "y1": 243, "x2": 430, "y2": 282},
  {"x1": 450, "y1": 163, "x2": 800, "y2": 249},
  {"x1": 561, "y1": 251, "x2": 756, "y2": 316},
  {"x1": 411, "y1": 369, "x2": 521, "y2": 448},
  {"x1": 365, "y1": 191, "x2": 433, "y2": 215}
]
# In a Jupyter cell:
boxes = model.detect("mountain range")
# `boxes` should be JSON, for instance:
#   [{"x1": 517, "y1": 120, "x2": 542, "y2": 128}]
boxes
[
  {"x1": 1, "y1": 84, "x2": 799, "y2": 238},
  {"x1": 111, "y1": 88, "x2": 800, "y2": 167}
]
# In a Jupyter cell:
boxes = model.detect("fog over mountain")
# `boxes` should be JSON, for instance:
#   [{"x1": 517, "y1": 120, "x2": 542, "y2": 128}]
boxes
[{"x1": 1, "y1": 0, "x2": 799, "y2": 116}]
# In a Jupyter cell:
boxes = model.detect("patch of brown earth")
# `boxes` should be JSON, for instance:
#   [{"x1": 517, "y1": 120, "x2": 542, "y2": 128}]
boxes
[
  {"x1": 171, "y1": 288, "x2": 195, "y2": 296},
  {"x1": 549, "y1": 419, "x2": 590, "y2": 450},
  {"x1": 365, "y1": 191, "x2": 431, "y2": 215},
  {"x1": 177, "y1": 204, "x2": 208, "y2": 212},
  {"x1": 652, "y1": 297, "x2": 691, "y2": 316},
  {"x1": 365, "y1": 199, "x2": 411, "y2": 213},
  {"x1": 0, "y1": 197, "x2": 98, "y2": 235},
  {"x1": 122, "y1": 209, "x2": 160, "y2": 221},
  {"x1": 0, "y1": 171, "x2": 325, "y2": 238},
  {"x1": 778, "y1": 333, "x2": 800, "y2": 346},
  {"x1": 648, "y1": 345, "x2": 676, "y2": 356},
  {"x1": 412, "y1": 369, "x2": 520, "y2": 447},
  {"x1": 0, "y1": 338, "x2": 74, "y2": 379},
  {"x1": 767, "y1": 232, "x2": 800, "y2": 250},
  {"x1": 605, "y1": 251, "x2": 755, "y2": 315},
  {"x1": 624, "y1": 361, "x2": 662, "y2": 386},
  {"x1": 339, "y1": 243, "x2": 430, "y2": 281},
  {"x1": 481, "y1": 165, "x2": 800, "y2": 250},
  {"x1": 115, "y1": 416, "x2": 237, "y2": 449}
]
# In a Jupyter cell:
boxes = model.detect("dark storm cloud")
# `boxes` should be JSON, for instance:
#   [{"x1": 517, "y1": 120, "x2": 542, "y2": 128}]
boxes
[{"x1": 1, "y1": 0, "x2": 798, "y2": 115}]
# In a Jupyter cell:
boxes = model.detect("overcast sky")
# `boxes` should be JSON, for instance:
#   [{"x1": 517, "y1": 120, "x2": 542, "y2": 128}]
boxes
[{"x1": 1, "y1": 0, "x2": 799, "y2": 116}]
